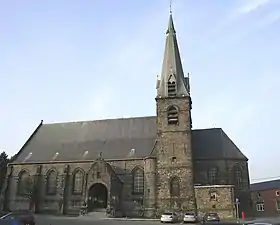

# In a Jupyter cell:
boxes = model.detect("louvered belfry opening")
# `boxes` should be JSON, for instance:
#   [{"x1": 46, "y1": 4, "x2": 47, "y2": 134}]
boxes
[
  {"x1": 167, "y1": 106, "x2": 179, "y2": 125},
  {"x1": 167, "y1": 81, "x2": 176, "y2": 97}
]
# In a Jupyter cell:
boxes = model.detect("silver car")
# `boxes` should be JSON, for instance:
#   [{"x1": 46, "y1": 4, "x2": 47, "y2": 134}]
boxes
[
  {"x1": 160, "y1": 212, "x2": 178, "y2": 223},
  {"x1": 183, "y1": 212, "x2": 197, "y2": 223}
]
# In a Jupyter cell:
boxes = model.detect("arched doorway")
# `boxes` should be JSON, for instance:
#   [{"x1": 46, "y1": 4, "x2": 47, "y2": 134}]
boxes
[{"x1": 87, "y1": 183, "x2": 108, "y2": 212}]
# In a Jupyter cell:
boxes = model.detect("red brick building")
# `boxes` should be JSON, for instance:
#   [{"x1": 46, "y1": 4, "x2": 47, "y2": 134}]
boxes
[{"x1": 251, "y1": 179, "x2": 280, "y2": 217}]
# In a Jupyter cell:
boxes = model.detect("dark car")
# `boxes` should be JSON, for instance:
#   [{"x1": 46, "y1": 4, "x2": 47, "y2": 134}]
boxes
[
  {"x1": 0, "y1": 220, "x2": 20, "y2": 225},
  {"x1": 251, "y1": 223, "x2": 280, "y2": 225},
  {"x1": 0, "y1": 211, "x2": 35, "y2": 225},
  {"x1": 203, "y1": 212, "x2": 220, "y2": 223}
]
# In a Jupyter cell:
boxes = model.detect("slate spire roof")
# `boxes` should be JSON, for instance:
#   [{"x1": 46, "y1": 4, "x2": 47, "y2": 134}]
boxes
[{"x1": 156, "y1": 12, "x2": 189, "y2": 98}]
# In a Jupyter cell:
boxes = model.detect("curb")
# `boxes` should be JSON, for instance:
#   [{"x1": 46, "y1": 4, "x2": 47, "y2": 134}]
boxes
[{"x1": 102, "y1": 218, "x2": 160, "y2": 221}]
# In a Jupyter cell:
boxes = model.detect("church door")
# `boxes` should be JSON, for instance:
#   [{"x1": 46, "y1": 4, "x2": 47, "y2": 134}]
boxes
[{"x1": 87, "y1": 183, "x2": 108, "y2": 212}]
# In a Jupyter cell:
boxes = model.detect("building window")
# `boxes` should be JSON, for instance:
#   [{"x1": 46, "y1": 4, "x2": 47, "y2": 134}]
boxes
[
  {"x1": 256, "y1": 203, "x2": 264, "y2": 212},
  {"x1": 276, "y1": 200, "x2": 280, "y2": 211},
  {"x1": 233, "y1": 165, "x2": 243, "y2": 190},
  {"x1": 167, "y1": 106, "x2": 179, "y2": 125},
  {"x1": 132, "y1": 168, "x2": 144, "y2": 194},
  {"x1": 46, "y1": 170, "x2": 57, "y2": 195},
  {"x1": 17, "y1": 170, "x2": 32, "y2": 196},
  {"x1": 210, "y1": 192, "x2": 217, "y2": 201},
  {"x1": 276, "y1": 191, "x2": 280, "y2": 196},
  {"x1": 73, "y1": 169, "x2": 84, "y2": 195},
  {"x1": 170, "y1": 176, "x2": 180, "y2": 197},
  {"x1": 208, "y1": 167, "x2": 218, "y2": 185}
]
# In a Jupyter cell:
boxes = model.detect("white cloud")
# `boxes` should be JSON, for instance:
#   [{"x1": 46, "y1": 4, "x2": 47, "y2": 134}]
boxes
[{"x1": 237, "y1": 0, "x2": 270, "y2": 14}]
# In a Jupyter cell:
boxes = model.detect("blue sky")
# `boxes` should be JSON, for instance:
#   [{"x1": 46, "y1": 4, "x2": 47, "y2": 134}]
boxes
[{"x1": 0, "y1": 0, "x2": 279, "y2": 183}]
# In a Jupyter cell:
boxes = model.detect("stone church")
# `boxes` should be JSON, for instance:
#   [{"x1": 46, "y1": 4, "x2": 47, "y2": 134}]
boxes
[{"x1": 2, "y1": 13, "x2": 251, "y2": 218}]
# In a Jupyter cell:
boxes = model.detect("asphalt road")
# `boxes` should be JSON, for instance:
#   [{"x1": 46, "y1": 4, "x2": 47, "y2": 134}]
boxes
[
  {"x1": 35, "y1": 215, "x2": 280, "y2": 225},
  {"x1": 35, "y1": 215, "x2": 161, "y2": 225}
]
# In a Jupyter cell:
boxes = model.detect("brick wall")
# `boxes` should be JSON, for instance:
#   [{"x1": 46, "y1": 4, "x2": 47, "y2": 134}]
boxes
[{"x1": 251, "y1": 188, "x2": 280, "y2": 217}]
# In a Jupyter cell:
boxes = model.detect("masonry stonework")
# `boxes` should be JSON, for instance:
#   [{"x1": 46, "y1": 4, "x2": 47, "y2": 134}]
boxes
[
  {"x1": 155, "y1": 96, "x2": 196, "y2": 213},
  {"x1": 195, "y1": 185, "x2": 236, "y2": 220}
]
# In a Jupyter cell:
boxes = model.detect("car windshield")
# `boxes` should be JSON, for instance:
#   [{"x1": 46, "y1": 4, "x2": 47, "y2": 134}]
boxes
[
  {"x1": 163, "y1": 213, "x2": 173, "y2": 215},
  {"x1": 185, "y1": 212, "x2": 195, "y2": 215}
]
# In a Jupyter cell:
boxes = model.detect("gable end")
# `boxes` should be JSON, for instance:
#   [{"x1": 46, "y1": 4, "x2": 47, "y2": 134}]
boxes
[{"x1": 9, "y1": 120, "x2": 43, "y2": 165}]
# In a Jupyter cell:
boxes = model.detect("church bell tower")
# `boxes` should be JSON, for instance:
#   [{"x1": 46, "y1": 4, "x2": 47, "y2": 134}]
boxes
[{"x1": 155, "y1": 12, "x2": 196, "y2": 211}]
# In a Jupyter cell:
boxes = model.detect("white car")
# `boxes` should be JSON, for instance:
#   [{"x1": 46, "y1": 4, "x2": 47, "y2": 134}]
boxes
[
  {"x1": 160, "y1": 212, "x2": 178, "y2": 223},
  {"x1": 183, "y1": 212, "x2": 197, "y2": 223}
]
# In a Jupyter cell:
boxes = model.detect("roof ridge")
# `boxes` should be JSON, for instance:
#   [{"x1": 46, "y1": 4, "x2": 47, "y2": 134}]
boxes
[
  {"x1": 192, "y1": 128, "x2": 222, "y2": 131},
  {"x1": 251, "y1": 179, "x2": 280, "y2": 185},
  {"x1": 43, "y1": 116, "x2": 156, "y2": 125}
]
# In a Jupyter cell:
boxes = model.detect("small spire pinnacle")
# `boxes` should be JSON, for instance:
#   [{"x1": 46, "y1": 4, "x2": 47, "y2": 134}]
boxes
[
  {"x1": 169, "y1": 0, "x2": 173, "y2": 14},
  {"x1": 166, "y1": 9, "x2": 175, "y2": 34}
]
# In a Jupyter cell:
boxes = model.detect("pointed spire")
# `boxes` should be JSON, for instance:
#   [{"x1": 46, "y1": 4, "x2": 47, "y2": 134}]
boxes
[
  {"x1": 156, "y1": 12, "x2": 189, "y2": 98},
  {"x1": 166, "y1": 13, "x2": 176, "y2": 34}
]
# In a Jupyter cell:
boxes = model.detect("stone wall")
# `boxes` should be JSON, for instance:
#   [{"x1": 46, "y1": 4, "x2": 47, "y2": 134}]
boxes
[
  {"x1": 3, "y1": 158, "x2": 147, "y2": 216},
  {"x1": 143, "y1": 157, "x2": 156, "y2": 218},
  {"x1": 4, "y1": 159, "x2": 241, "y2": 219},
  {"x1": 194, "y1": 185, "x2": 235, "y2": 220},
  {"x1": 155, "y1": 97, "x2": 196, "y2": 213},
  {"x1": 194, "y1": 159, "x2": 251, "y2": 216}
]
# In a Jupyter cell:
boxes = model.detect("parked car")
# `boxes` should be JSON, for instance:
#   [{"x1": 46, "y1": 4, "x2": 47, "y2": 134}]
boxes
[
  {"x1": 202, "y1": 212, "x2": 220, "y2": 223},
  {"x1": 0, "y1": 211, "x2": 35, "y2": 225},
  {"x1": 183, "y1": 211, "x2": 198, "y2": 223},
  {"x1": 160, "y1": 212, "x2": 178, "y2": 223}
]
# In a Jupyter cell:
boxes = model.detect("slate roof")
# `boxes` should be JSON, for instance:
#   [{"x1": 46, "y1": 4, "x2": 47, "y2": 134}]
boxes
[
  {"x1": 12, "y1": 116, "x2": 247, "y2": 164},
  {"x1": 251, "y1": 179, "x2": 280, "y2": 191}
]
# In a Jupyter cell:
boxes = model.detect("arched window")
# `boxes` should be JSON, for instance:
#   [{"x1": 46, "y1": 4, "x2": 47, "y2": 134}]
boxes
[
  {"x1": 73, "y1": 169, "x2": 84, "y2": 195},
  {"x1": 233, "y1": 165, "x2": 243, "y2": 190},
  {"x1": 46, "y1": 170, "x2": 57, "y2": 195},
  {"x1": 167, "y1": 106, "x2": 179, "y2": 125},
  {"x1": 17, "y1": 170, "x2": 31, "y2": 196},
  {"x1": 208, "y1": 167, "x2": 218, "y2": 185},
  {"x1": 132, "y1": 167, "x2": 144, "y2": 194},
  {"x1": 170, "y1": 177, "x2": 180, "y2": 197}
]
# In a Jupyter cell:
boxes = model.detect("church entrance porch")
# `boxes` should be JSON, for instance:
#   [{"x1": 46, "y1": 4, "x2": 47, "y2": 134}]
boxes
[{"x1": 87, "y1": 183, "x2": 108, "y2": 212}]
